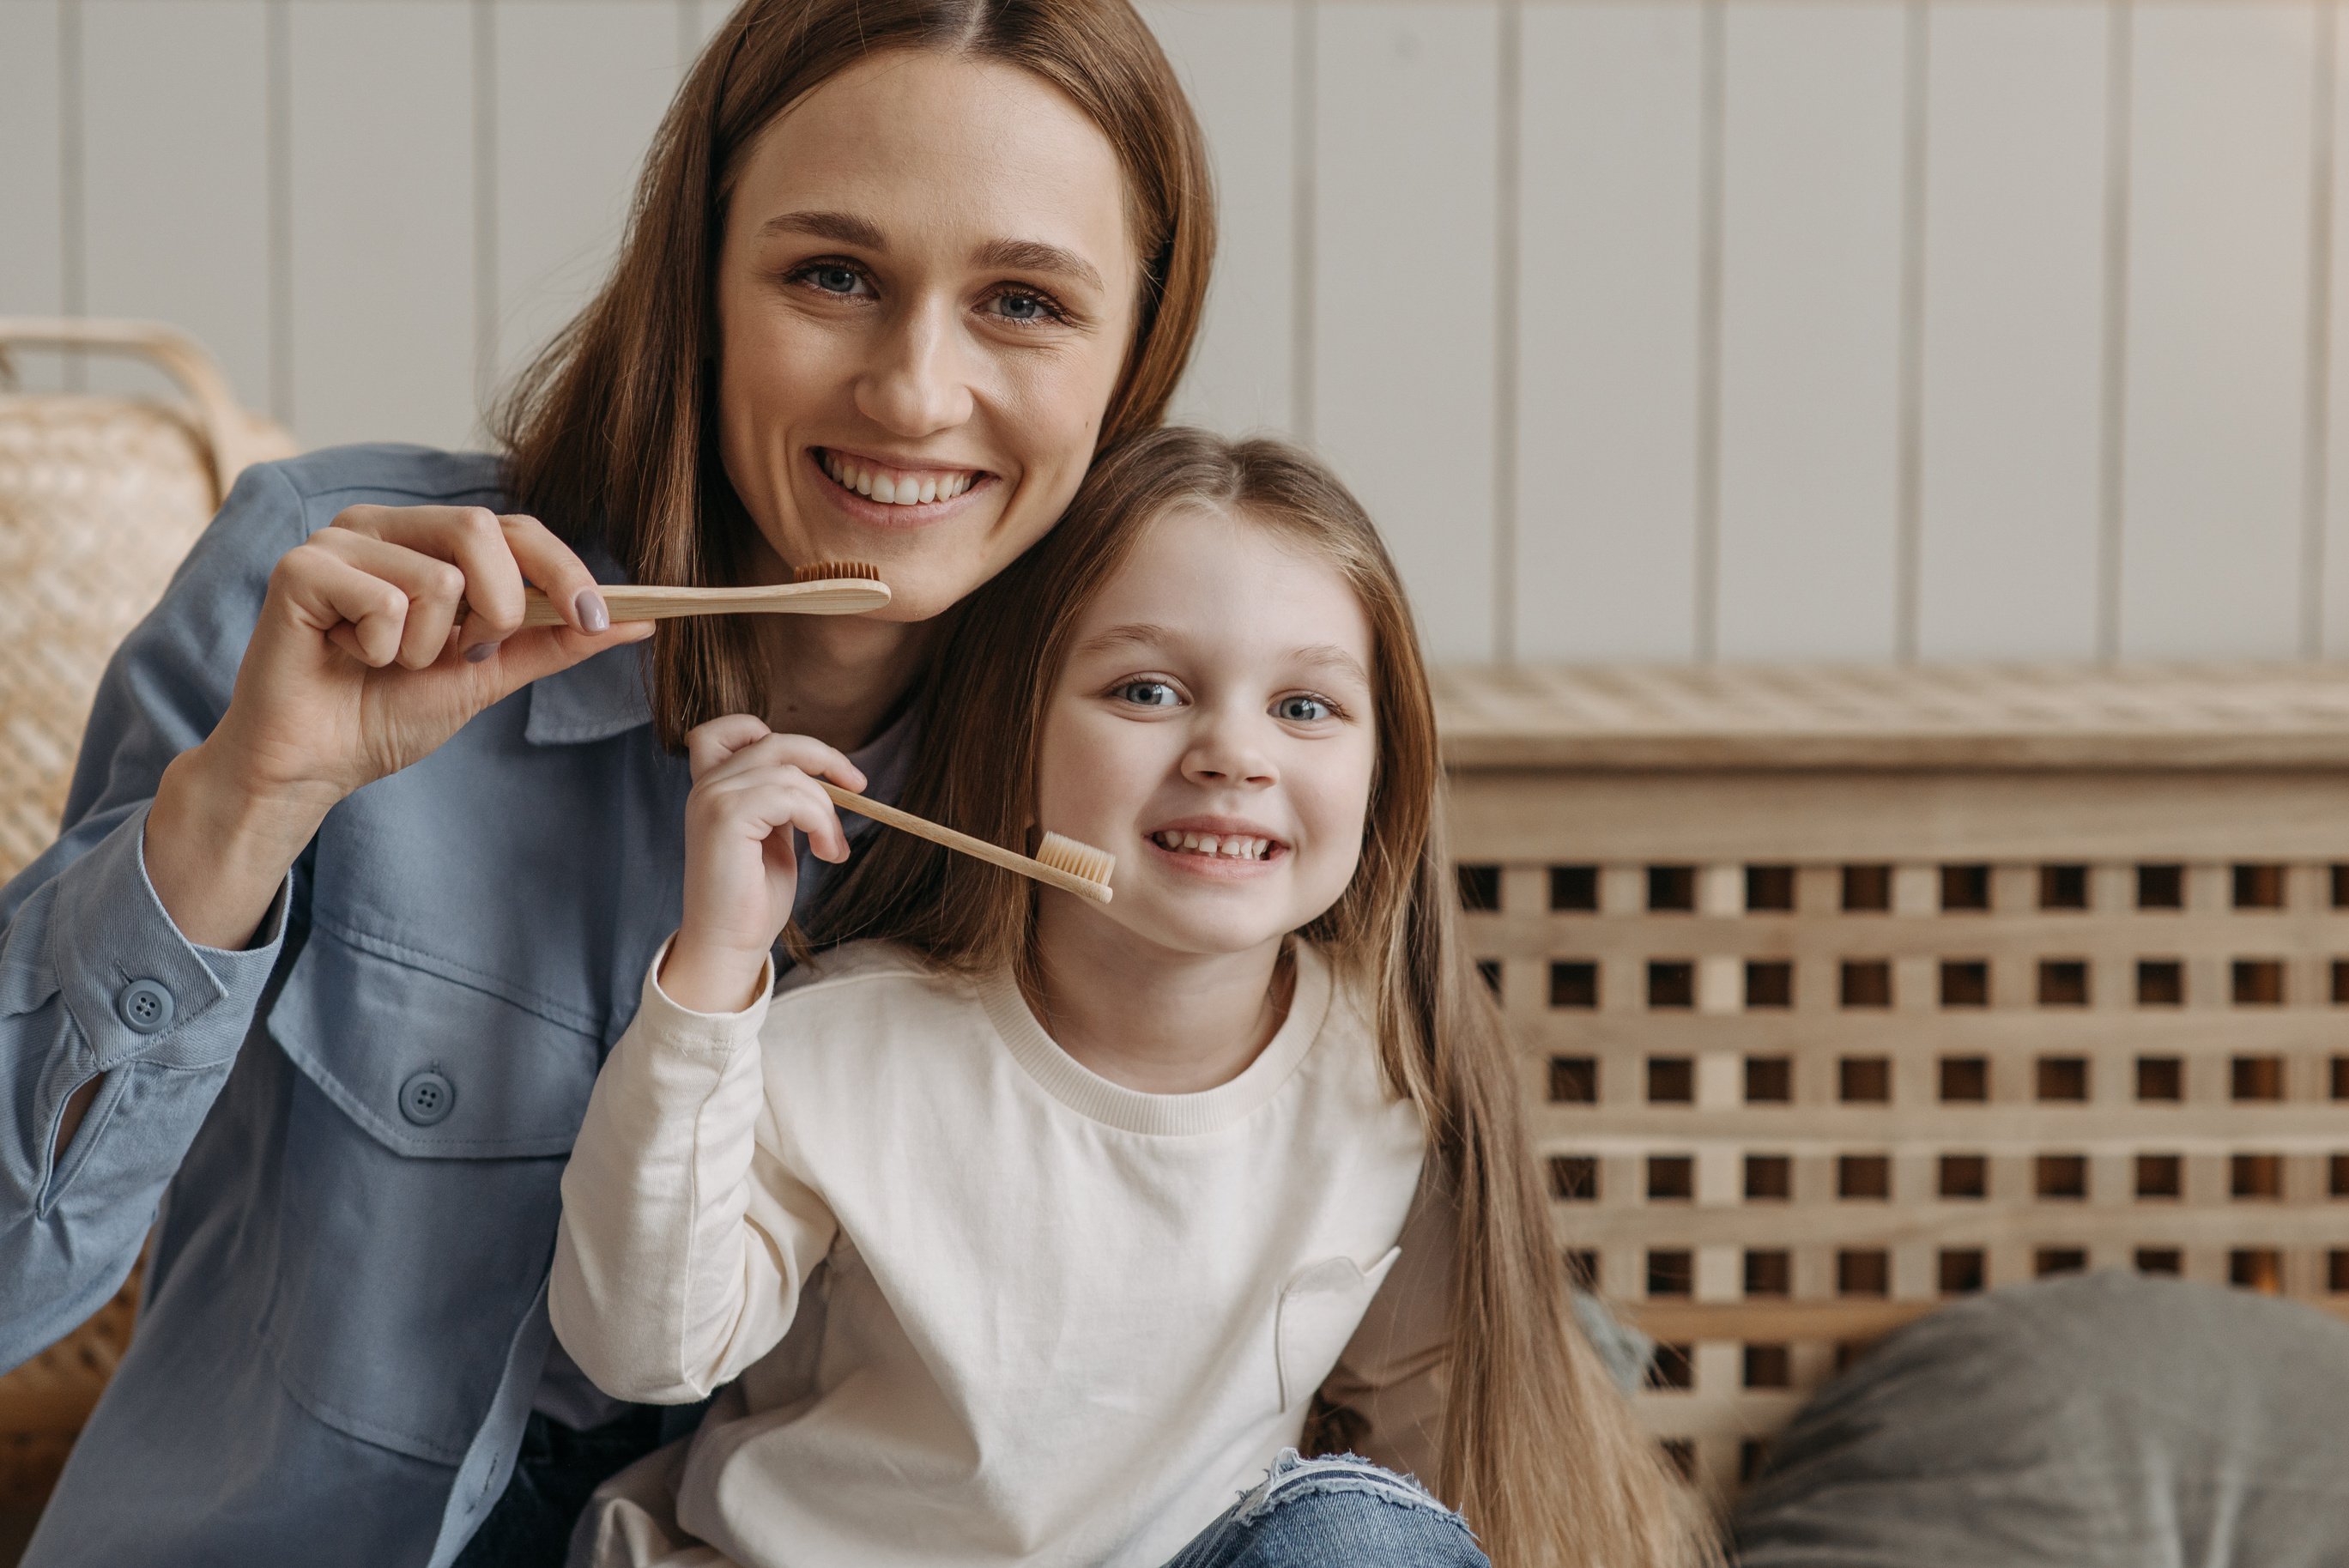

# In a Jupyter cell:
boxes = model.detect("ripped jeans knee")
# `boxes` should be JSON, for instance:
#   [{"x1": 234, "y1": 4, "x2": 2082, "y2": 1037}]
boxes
[{"x1": 1159, "y1": 1450, "x2": 1490, "y2": 1568}]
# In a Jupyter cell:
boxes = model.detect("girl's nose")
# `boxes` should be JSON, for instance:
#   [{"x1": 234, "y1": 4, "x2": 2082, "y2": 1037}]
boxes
[
  {"x1": 854, "y1": 303, "x2": 975, "y2": 437},
  {"x1": 1182, "y1": 713, "x2": 1278, "y2": 789}
]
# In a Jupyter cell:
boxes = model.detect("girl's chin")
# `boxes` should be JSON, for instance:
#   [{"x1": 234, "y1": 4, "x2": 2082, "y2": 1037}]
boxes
[{"x1": 1076, "y1": 895, "x2": 1299, "y2": 960}]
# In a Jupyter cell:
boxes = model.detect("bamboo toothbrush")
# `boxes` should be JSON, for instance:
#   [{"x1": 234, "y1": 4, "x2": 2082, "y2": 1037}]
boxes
[
  {"x1": 497, "y1": 561, "x2": 891, "y2": 627},
  {"x1": 815, "y1": 780, "x2": 1116, "y2": 905}
]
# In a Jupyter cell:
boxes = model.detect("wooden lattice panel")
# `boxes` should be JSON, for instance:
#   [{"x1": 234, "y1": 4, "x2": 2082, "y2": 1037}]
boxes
[{"x1": 1438, "y1": 664, "x2": 2349, "y2": 1503}]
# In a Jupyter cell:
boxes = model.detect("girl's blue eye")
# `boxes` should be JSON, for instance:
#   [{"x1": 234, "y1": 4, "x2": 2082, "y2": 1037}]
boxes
[
  {"x1": 1116, "y1": 680, "x2": 1181, "y2": 708},
  {"x1": 808, "y1": 265, "x2": 862, "y2": 295},
  {"x1": 1274, "y1": 694, "x2": 1334, "y2": 723}
]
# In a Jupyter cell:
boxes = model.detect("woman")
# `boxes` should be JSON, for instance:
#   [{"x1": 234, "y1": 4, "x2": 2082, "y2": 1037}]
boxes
[{"x1": 0, "y1": 3, "x2": 1208, "y2": 1563}]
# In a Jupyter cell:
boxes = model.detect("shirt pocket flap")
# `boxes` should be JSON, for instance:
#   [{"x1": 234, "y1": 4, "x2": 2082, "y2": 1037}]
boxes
[
  {"x1": 1275, "y1": 1244, "x2": 1403, "y2": 1411},
  {"x1": 268, "y1": 923, "x2": 602, "y2": 1159}
]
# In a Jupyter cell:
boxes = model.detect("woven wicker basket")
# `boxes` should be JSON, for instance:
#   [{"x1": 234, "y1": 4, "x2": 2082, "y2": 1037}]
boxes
[{"x1": 0, "y1": 318, "x2": 294, "y2": 1509}]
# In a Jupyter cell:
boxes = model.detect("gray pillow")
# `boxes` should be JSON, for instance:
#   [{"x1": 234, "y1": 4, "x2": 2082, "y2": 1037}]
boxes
[{"x1": 1732, "y1": 1271, "x2": 2349, "y2": 1568}]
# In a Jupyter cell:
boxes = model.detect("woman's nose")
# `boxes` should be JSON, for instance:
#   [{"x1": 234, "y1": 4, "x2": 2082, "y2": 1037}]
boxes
[{"x1": 854, "y1": 303, "x2": 975, "y2": 437}]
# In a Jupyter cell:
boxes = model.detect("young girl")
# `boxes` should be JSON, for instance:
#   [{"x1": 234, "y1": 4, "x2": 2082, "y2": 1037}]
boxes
[{"x1": 549, "y1": 428, "x2": 1705, "y2": 1567}]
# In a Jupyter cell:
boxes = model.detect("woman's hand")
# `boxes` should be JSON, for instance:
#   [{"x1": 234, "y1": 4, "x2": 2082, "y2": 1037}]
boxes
[
  {"x1": 222, "y1": 504, "x2": 650, "y2": 798},
  {"x1": 659, "y1": 715, "x2": 866, "y2": 1014},
  {"x1": 147, "y1": 505, "x2": 651, "y2": 949}
]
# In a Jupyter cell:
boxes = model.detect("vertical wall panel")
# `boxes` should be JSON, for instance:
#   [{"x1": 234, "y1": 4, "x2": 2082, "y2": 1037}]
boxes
[
  {"x1": 1143, "y1": 0, "x2": 1297, "y2": 439},
  {"x1": 0, "y1": 2, "x2": 67, "y2": 393},
  {"x1": 1715, "y1": 2, "x2": 1905, "y2": 659},
  {"x1": 2328, "y1": 0, "x2": 2349, "y2": 654},
  {"x1": 1915, "y1": 2, "x2": 2107, "y2": 660},
  {"x1": 687, "y1": 0, "x2": 734, "y2": 62},
  {"x1": 1517, "y1": 0, "x2": 1704, "y2": 661},
  {"x1": 2119, "y1": 2, "x2": 2313, "y2": 657},
  {"x1": 1315, "y1": 1, "x2": 1500, "y2": 663},
  {"x1": 493, "y1": 1, "x2": 682, "y2": 399},
  {"x1": 82, "y1": 0, "x2": 274, "y2": 408},
  {"x1": 288, "y1": 1, "x2": 475, "y2": 451}
]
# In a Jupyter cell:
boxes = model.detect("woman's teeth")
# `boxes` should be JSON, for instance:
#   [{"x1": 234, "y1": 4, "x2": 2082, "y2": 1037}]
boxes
[
  {"x1": 821, "y1": 451, "x2": 975, "y2": 506},
  {"x1": 1153, "y1": 830, "x2": 1274, "y2": 861}
]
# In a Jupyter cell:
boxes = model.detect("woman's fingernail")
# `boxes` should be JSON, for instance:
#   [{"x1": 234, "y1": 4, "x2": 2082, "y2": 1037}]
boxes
[
  {"x1": 465, "y1": 640, "x2": 498, "y2": 663},
  {"x1": 574, "y1": 588, "x2": 609, "y2": 633}
]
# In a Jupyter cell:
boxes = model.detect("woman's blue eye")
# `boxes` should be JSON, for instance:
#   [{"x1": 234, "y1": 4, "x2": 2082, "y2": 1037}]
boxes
[
  {"x1": 1274, "y1": 694, "x2": 1333, "y2": 723},
  {"x1": 808, "y1": 266, "x2": 861, "y2": 295},
  {"x1": 994, "y1": 291, "x2": 1050, "y2": 322},
  {"x1": 1116, "y1": 680, "x2": 1180, "y2": 708}
]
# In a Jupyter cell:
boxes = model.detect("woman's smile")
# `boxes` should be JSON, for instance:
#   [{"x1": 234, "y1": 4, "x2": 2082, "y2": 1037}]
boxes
[{"x1": 808, "y1": 445, "x2": 998, "y2": 529}]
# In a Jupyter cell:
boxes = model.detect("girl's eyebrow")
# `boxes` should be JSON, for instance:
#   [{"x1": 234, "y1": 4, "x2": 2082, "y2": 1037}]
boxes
[
  {"x1": 1074, "y1": 622, "x2": 1174, "y2": 657},
  {"x1": 1077, "y1": 624, "x2": 1369, "y2": 686},
  {"x1": 1292, "y1": 644, "x2": 1371, "y2": 686}
]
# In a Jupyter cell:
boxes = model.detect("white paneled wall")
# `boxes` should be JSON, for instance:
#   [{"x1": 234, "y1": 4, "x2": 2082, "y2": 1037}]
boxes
[
  {"x1": 5, "y1": 0, "x2": 2349, "y2": 663},
  {"x1": 1914, "y1": 1, "x2": 2107, "y2": 660},
  {"x1": 1517, "y1": 1, "x2": 1705, "y2": 662}
]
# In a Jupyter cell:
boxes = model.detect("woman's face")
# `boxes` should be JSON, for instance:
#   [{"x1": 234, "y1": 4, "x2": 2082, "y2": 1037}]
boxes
[{"x1": 714, "y1": 51, "x2": 1141, "y2": 621}]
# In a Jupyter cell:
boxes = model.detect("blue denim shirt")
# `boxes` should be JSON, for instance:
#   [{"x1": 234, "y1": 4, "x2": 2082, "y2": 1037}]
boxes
[{"x1": 0, "y1": 445, "x2": 757, "y2": 1565}]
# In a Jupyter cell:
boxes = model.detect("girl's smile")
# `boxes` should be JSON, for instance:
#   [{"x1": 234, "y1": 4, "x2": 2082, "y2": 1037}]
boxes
[{"x1": 1144, "y1": 818, "x2": 1287, "y2": 869}]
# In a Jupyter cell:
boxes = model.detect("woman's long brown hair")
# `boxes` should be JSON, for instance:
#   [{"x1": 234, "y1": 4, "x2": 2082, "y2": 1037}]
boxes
[
  {"x1": 819, "y1": 428, "x2": 1714, "y2": 1567},
  {"x1": 495, "y1": 0, "x2": 1214, "y2": 751}
]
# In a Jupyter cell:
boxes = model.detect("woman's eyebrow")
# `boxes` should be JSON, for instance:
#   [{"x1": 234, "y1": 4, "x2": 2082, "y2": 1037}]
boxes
[
  {"x1": 757, "y1": 209, "x2": 887, "y2": 248},
  {"x1": 973, "y1": 237, "x2": 1104, "y2": 293}
]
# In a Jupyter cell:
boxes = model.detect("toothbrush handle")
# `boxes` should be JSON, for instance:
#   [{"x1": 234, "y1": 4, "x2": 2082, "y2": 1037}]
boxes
[
  {"x1": 512, "y1": 581, "x2": 889, "y2": 627},
  {"x1": 816, "y1": 782, "x2": 1111, "y2": 904}
]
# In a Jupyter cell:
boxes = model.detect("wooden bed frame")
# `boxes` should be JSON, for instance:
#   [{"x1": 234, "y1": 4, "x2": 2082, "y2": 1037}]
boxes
[{"x1": 1438, "y1": 663, "x2": 2349, "y2": 1501}]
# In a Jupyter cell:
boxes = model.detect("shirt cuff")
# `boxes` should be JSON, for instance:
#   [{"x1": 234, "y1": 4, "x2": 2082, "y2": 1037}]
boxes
[
  {"x1": 636, "y1": 935, "x2": 774, "y2": 1055},
  {"x1": 47, "y1": 802, "x2": 291, "y2": 1072}
]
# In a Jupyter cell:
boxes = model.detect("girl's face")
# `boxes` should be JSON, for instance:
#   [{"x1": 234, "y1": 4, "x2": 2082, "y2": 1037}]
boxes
[
  {"x1": 714, "y1": 51, "x2": 1141, "y2": 622},
  {"x1": 1035, "y1": 507, "x2": 1379, "y2": 959}
]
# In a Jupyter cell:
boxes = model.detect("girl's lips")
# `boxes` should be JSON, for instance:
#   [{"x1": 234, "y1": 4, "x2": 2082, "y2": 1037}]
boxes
[
  {"x1": 1141, "y1": 832, "x2": 1285, "y2": 880},
  {"x1": 808, "y1": 448, "x2": 997, "y2": 529}
]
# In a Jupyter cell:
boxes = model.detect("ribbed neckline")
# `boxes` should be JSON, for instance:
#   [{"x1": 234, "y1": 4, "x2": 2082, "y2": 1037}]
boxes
[{"x1": 975, "y1": 944, "x2": 1334, "y2": 1135}]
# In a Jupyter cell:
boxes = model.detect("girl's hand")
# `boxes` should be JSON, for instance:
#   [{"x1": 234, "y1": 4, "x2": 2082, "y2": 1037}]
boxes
[{"x1": 661, "y1": 715, "x2": 866, "y2": 1014}]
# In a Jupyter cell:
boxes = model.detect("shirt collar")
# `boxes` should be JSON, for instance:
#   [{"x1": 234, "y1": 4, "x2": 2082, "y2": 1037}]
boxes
[
  {"x1": 524, "y1": 542, "x2": 656, "y2": 746},
  {"x1": 524, "y1": 640, "x2": 655, "y2": 745}
]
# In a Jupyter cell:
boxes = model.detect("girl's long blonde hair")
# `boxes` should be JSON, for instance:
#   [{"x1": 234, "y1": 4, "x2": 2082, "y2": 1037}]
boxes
[{"x1": 820, "y1": 427, "x2": 1711, "y2": 1567}]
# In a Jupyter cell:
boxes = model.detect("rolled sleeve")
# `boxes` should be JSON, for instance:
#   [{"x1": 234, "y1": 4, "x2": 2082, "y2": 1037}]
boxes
[{"x1": 47, "y1": 802, "x2": 288, "y2": 1075}]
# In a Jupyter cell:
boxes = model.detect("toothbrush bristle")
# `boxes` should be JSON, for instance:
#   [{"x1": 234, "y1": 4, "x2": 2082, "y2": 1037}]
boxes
[
  {"x1": 1034, "y1": 832, "x2": 1116, "y2": 889},
  {"x1": 794, "y1": 560, "x2": 882, "y2": 583}
]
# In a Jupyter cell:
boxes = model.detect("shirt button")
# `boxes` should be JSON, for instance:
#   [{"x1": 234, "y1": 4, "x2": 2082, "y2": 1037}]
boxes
[
  {"x1": 398, "y1": 1069, "x2": 456, "y2": 1127},
  {"x1": 116, "y1": 978, "x2": 175, "y2": 1034}
]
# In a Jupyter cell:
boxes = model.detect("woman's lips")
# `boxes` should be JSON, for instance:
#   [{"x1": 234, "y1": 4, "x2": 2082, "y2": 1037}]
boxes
[{"x1": 809, "y1": 447, "x2": 996, "y2": 526}]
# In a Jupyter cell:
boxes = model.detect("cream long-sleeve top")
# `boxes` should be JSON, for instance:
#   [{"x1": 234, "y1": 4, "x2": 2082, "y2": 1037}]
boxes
[{"x1": 548, "y1": 937, "x2": 1442, "y2": 1568}]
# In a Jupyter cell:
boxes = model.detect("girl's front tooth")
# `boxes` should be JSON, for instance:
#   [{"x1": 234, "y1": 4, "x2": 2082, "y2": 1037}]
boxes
[
  {"x1": 918, "y1": 477, "x2": 938, "y2": 504},
  {"x1": 872, "y1": 475, "x2": 898, "y2": 505}
]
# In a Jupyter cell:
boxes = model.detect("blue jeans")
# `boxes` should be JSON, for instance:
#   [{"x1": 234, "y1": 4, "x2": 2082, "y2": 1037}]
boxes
[{"x1": 1160, "y1": 1451, "x2": 1489, "y2": 1568}]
